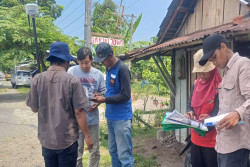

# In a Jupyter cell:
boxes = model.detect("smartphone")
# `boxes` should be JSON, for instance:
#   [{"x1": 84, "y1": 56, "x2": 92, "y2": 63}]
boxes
[{"x1": 88, "y1": 97, "x2": 97, "y2": 101}]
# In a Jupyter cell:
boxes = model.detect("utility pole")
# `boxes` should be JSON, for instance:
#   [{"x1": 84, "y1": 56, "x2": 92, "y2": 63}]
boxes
[
  {"x1": 129, "y1": 14, "x2": 135, "y2": 52},
  {"x1": 84, "y1": 0, "x2": 92, "y2": 48},
  {"x1": 126, "y1": 14, "x2": 136, "y2": 69},
  {"x1": 112, "y1": 12, "x2": 136, "y2": 69}
]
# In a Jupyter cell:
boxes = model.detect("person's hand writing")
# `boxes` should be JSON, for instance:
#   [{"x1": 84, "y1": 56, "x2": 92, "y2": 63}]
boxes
[
  {"x1": 216, "y1": 111, "x2": 240, "y2": 131},
  {"x1": 184, "y1": 111, "x2": 196, "y2": 120},
  {"x1": 199, "y1": 114, "x2": 210, "y2": 122},
  {"x1": 88, "y1": 103, "x2": 100, "y2": 112},
  {"x1": 84, "y1": 135, "x2": 93, "y2": 150}
]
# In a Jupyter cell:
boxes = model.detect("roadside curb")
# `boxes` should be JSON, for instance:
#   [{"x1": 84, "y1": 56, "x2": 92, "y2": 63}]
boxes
[{"x1": 0, "y1": 94, "x2": 26, "y2": 103}]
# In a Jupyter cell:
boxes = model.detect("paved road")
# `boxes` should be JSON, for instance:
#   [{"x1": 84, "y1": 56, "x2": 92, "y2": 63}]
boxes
[{"x1": 0, "y1": 81, "x2": 44, "y2": 167}]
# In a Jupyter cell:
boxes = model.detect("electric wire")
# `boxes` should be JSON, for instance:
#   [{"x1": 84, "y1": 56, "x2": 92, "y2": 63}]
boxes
[
  {"x1": 62, "y1": 0, "x2": 76, "y2": 14},
  {"x1": 68, "y1": 25, "x2": 85, "y2": 35},
  {"x1": 126, "y1": 0, "x2": 141, "y2": 10},
  {"x1": 57, "y1": 1, "x2": 85, "y2": 25},
  {"x1": 61, "y1": 0, "x2": 101, "y2": 31}
]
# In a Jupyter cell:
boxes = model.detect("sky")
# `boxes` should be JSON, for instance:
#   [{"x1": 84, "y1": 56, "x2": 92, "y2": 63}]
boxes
[{"x1": 54, "y1": 0, "x2": 172, "y2": 42}]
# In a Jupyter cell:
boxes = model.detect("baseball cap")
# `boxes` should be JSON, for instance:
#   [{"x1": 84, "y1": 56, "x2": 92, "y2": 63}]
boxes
[
  {"x1": 199, "y1": 34, "x2": 228, "y2": 66},
  {"x1": 46, "y1": 42, "x2": 75, "y2": 62},
  {"x1": 94, "y1": 42, "x2": 113, "y2": 63}
]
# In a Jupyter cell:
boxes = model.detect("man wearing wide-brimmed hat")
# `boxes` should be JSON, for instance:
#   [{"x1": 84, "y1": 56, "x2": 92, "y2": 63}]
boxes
[{"x1": 26, "y1": 42, "x2": 93, "y2": 167}]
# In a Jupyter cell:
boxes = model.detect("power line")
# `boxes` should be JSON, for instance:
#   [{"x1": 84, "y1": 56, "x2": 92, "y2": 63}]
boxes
[
  {"x1": 68, "y1": 25, "x2": 85, "y2": 35},
  {"x1": 57, "y1": 1, "x2": 85, "y2": 25},
  {"x1": 62, "y1": 13, "x2": 85, "y2": 30},
  {"x1": 62, "y1": 0, "x2": 77, "y2": 14},
  {"x1": 126, "y1": 0, "x2": 141, "y2": 10},
  {"x1": 61, "y1": 0, "x2": 101, "y2": 31},
  {"x1": 75, "y1": 32, "x2": 84, "y2": 37}
]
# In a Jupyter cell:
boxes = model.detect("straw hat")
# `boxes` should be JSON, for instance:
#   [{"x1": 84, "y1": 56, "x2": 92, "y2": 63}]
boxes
[{"x1": 192, "y1": 49, "x2": 215, "y2": 73}]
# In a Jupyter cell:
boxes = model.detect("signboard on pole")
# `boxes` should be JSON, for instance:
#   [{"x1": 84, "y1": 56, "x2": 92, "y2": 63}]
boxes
[{"x1": 91, "y1": 36, "x2": 124, "y2": 46}]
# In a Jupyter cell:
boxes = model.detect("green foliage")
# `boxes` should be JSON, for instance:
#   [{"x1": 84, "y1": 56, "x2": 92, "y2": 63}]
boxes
[
  {"x1": 0, "y1": 1, "x2": 78, "y2": 72},
  {"x1": 131, "y1": 57, "x2": 171, "y2": 96},
  {"x1": 132, "y1": 82, "x2": 158, "y2": 111},
  {"x1": 0, "y1": 0, "x2": 63, "y2": 19},
  {"x1": 16, "y1": 87, "x2": 30, "y2": 94},
  {"x1": 134, "y1": 153, "x2": 159, "y2": 167},
  {"x1": 91, "y1": 0, "x2": 143, "y2": 55}
]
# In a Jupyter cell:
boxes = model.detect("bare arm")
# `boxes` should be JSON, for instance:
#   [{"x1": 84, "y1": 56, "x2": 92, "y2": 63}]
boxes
[{"x1": 74, "y1": 108, "x2": 93, "y2": 150}]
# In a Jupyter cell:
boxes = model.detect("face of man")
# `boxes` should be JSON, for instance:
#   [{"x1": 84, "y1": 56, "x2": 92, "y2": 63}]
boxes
[
  {"x1": 208, "y1": 43, "x2": 228, "y2": 69},
  {"x1": 101, "y1": 55, "x2": 112, "y2": 68},
  {"x1": 77, "y1": 55, "x2": 92, "y2": 73}
]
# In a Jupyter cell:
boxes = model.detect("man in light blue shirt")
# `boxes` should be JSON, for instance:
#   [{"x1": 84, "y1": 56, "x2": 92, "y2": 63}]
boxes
[{"x1": 68, "y1": 47, "x2": 106, "y2": 167}]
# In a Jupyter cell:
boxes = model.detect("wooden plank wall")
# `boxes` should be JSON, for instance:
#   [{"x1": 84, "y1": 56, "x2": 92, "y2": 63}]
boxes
[
  {"x1": 224, "y1": 0, "x2": 240, "y2": 23},
  {"x1": 177, "y1": 0, "x2": 250, "y2": 37}
]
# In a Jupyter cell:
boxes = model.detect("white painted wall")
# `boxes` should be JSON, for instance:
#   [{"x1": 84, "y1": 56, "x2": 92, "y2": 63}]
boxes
[{"x1": 174, "y1": 49, "x2": 188, "y2": 143}]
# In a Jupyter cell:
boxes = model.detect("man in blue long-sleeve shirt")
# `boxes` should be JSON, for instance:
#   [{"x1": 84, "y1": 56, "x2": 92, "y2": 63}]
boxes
[{"x1": 92, "y1": 42, "x2": 134, "y2": 167}]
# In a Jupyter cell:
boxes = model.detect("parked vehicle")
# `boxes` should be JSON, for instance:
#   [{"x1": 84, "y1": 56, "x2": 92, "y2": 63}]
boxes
[
  {"x1": 0, "y1": 71, "x2": 5, "y2": 79},
  {"x1": 11, "y1": 70, "x2": 31, "y2": 89},
  {"x1": 0, "y1": 71, "x2": 4, "y2": 87}
]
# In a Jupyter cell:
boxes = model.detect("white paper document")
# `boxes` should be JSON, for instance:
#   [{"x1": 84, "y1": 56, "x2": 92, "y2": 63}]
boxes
[
  {"x1": 204, "y1": 113, "x2": 244, "y2": 126},
  {"x1": 166, "y1": 110, "x2": 208, "y2": 131}
]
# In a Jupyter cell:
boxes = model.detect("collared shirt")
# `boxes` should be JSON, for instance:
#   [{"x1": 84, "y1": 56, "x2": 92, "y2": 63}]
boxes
[
  {"x1": 216, "y1": 52, "x2": 250, "y2": 154},
  {"x1": 26, "y1": 66, "x2": 88, "y2": 150}
]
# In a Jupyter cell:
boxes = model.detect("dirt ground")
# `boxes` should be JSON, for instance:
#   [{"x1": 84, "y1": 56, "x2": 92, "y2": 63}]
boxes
[
  {"x1": 0, "y1": 81, "x2": 186, "y2": 167},
  {"x1": 133, "y1": 135, "x2": 185, "y2": 167}
]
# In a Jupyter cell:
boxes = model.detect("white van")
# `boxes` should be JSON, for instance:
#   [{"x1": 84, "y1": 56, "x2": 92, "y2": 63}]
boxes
[{"x1": 11, "y1": 70, "x2": 31, "y2": 89}]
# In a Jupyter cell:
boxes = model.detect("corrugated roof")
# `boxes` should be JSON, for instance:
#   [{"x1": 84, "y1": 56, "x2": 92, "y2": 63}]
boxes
[
  {"x1": 157, "y1": 0, "x2": 197, "y2": 43},
  {"x1": 123, "y1": 19, "x2": 250, "y2": 60}
]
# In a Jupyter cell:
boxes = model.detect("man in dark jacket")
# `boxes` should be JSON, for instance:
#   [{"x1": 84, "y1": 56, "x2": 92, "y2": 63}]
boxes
[{"x1": 92, "y1": 42, "x2": 134, "y2": 167}]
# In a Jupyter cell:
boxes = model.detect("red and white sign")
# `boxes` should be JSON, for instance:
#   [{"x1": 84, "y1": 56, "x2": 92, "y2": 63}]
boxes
[{"x1": 91, "y1": 37, "x2": 124, "y2": 46}]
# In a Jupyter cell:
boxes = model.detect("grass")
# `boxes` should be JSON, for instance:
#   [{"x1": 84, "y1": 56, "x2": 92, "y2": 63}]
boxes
[
  {"x1": 81, "y1": 123, "x2": 160, "y2": 166},
  {"x1": 16, "y1": 87, "x2": 30, "y2": 94},
  {"x1": 133, "y1": 153, "x2": 159, "y2": 167},
  {"x1": 0, "y1": 88, "x2": 7, "y2": 93},
  {"x1": 82, "y1": 145, "x2": 111, "y2": 167}
]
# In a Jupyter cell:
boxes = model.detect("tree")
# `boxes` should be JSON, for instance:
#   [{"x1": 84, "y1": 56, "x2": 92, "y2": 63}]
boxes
[
  {"x1": 91, "y1": 0, "x2": 142, "y2": 55},
  {"x1": 131, "y1": 56, "x2": 171, "y2": 96},
  {"x1": 0, "y1": 1, "x2": 77, "y2": 72},
  {"x1": 0, "y1": 0, "x2": 63, "y2": 19}
]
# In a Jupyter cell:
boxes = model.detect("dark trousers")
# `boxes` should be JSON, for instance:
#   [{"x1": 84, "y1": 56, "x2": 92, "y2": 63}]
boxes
[
  {"x1": 217, "y1": 149, "x2": 250, "y2": 167},
  {"x1": 191, "y1": 142, "x2": 218, "y2": 167},
  {"x1": 42, "y1": 142, "x2": 78, "y2": 167}
]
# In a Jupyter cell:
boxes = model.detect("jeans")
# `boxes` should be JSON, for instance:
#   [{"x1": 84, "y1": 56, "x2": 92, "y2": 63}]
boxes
[
  {"x1": 217, "y1": 149, "x2": 250, "y2": 167},
  {"x1": 107, "y1": 119, "x2": 134, "y2": 167},
  {"x1": 77, "y1": 124, "x2": 100, "y2": 167},
  {"x1": 42, "y1": 142, "x2": 78, "y2": 167}
]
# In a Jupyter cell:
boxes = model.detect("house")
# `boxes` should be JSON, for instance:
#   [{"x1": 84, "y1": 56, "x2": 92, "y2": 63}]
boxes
[{"x1": 120, "y1": 0, "x2": 250, "y2": 142}]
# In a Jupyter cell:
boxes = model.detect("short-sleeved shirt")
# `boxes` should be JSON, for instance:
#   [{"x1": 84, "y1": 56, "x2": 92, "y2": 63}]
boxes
[
  {"x1": 68, "y1": 65, "x2": 106, "y2": 125},
  {"x1": 26, "y1": 66, "x2": 88, "y2": 150},
  {"x1": 216, "y1": 53, "x2": 250, "y2": 154}
]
